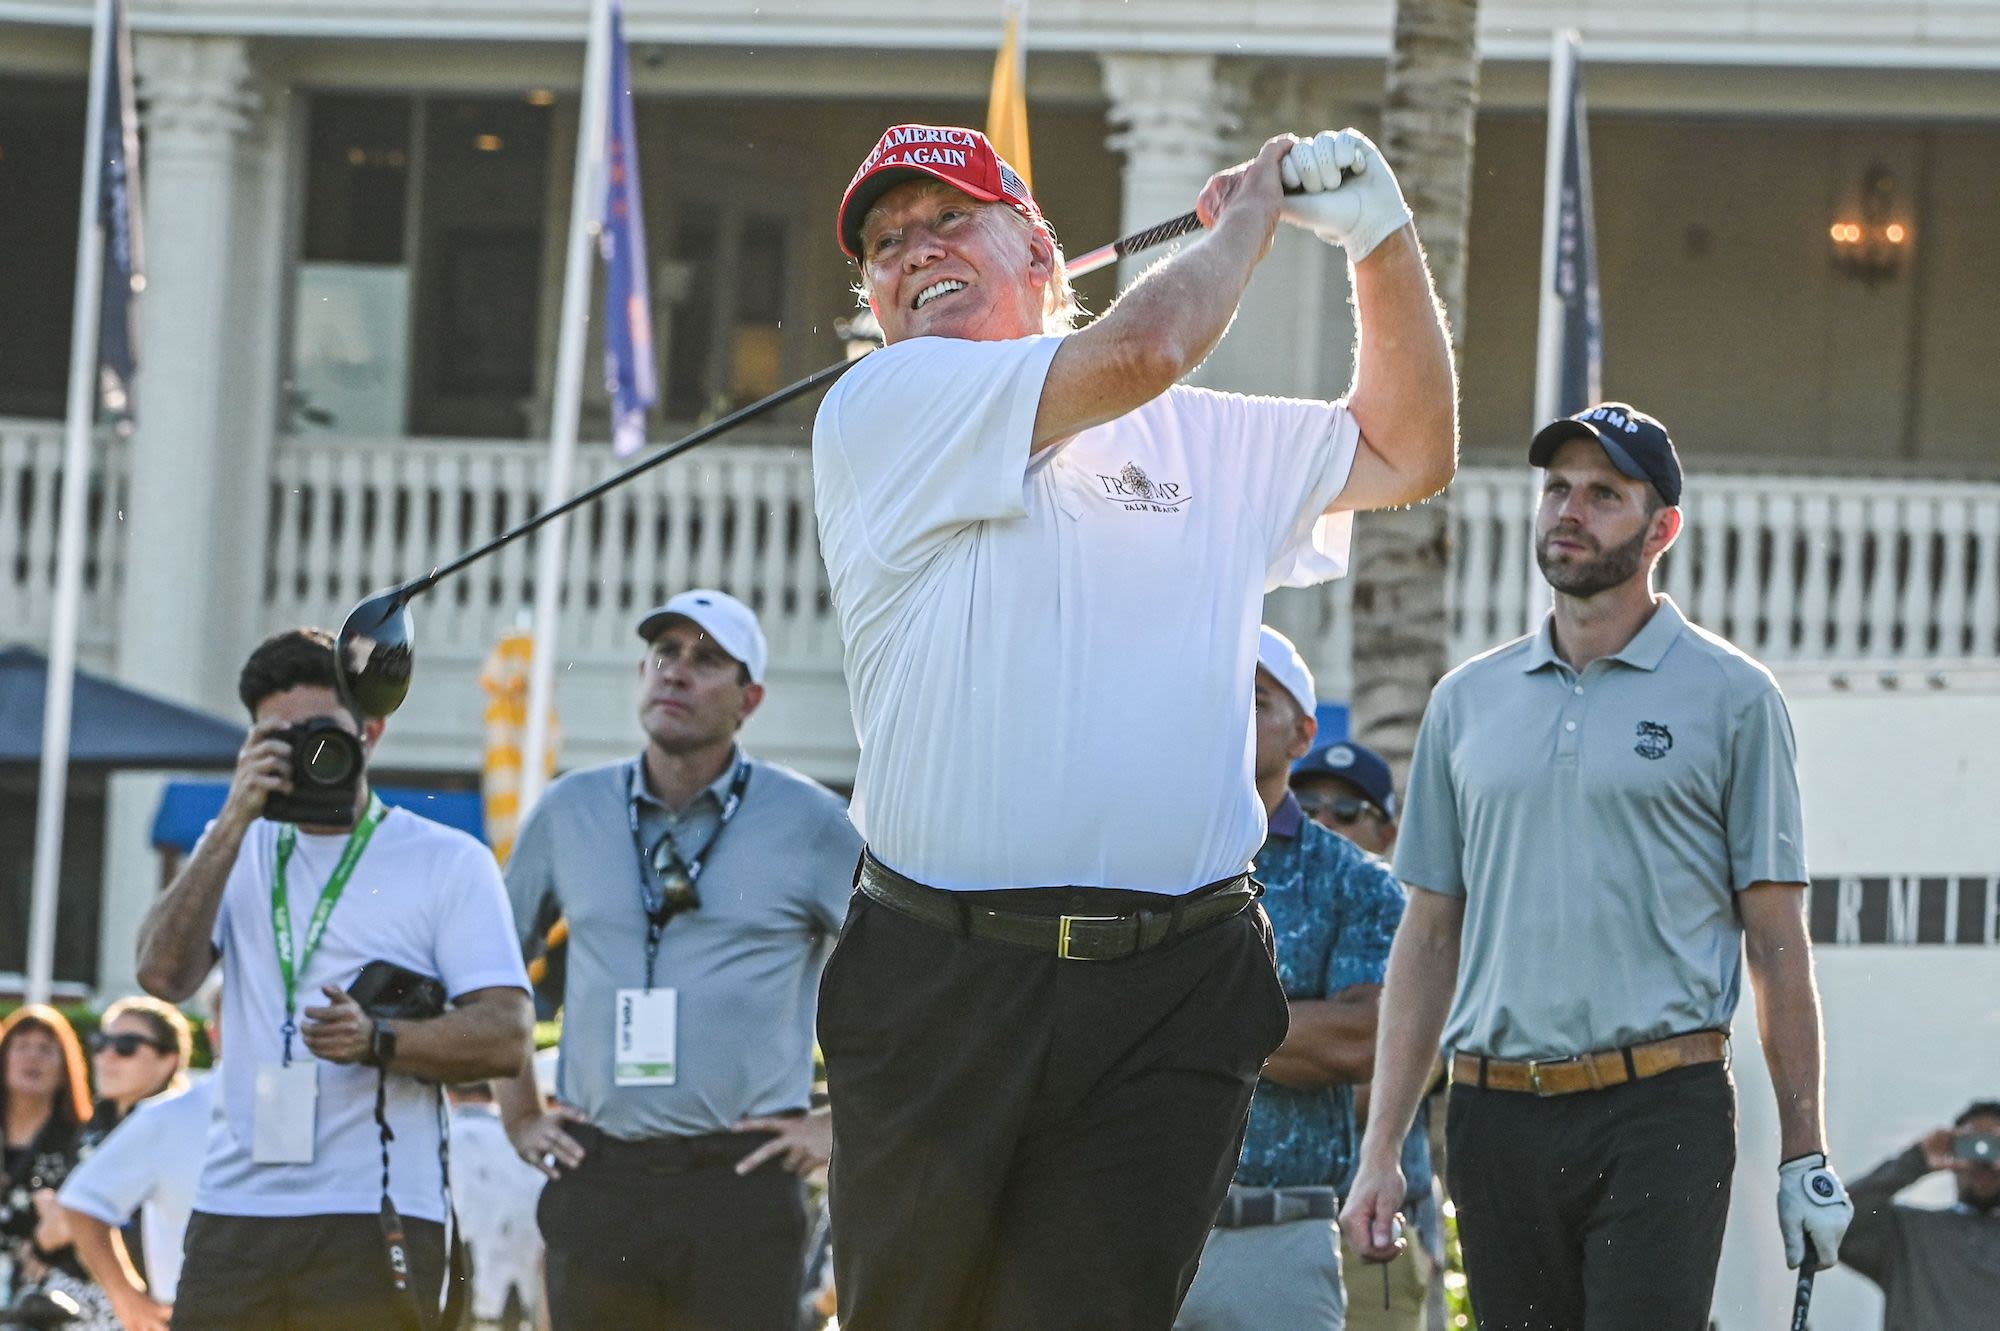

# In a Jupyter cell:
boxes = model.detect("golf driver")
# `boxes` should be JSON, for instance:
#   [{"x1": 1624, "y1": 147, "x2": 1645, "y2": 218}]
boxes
[{"x1": 334, "y1": 192, "x2": 1294, "y2": 719}]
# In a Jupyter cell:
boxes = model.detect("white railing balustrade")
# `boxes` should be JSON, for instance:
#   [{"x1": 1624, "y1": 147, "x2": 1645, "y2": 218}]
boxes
[
  {"x1": 1449, "y1": 470, "x2": 2000, "y2": 668},
  {"x1": 0, "y1": 418, "x2": 129, "y2": 663},
  {"x1": 4, "y1": 415, "x2": 1996, "y2": 690},
  {"x1": 262, "y1": 429, "x2": 838, "y2": 666}
]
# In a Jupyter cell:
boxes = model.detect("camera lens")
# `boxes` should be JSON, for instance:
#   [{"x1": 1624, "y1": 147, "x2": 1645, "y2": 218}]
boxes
[{"x1": 301, "y1": 731, "x2": 358, "y2": 785}]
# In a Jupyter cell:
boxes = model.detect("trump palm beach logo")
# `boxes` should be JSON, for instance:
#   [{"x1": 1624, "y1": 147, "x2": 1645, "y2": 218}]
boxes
[{"x1": 1095, "y1": 461, "x2": 1192, "y2": 513}]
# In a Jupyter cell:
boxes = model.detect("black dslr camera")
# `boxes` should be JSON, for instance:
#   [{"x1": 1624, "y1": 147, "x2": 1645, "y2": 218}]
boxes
[
  {"x1": 348, "y1": 960, "x2": 448, "y2": 1023},
  {"x1": 263, "y1": 715, "x2": 365, "y2": 827}
]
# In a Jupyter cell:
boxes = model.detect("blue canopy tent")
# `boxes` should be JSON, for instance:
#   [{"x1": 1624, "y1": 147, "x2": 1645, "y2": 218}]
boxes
[
  {"x1": 1, "y1": 645, "x2": 248, "y2": 990},
  {"x1": 150, "y1": 781, "x2": 485, "y2": 852},
  {"x1": 0, "y1": 645, "x2": 244, "y2": 769}
]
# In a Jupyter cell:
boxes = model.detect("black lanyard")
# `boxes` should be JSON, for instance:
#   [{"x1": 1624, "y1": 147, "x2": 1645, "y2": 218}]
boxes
[{"x1": 626, "y1": 758, "x2": 751, "y2": 989}]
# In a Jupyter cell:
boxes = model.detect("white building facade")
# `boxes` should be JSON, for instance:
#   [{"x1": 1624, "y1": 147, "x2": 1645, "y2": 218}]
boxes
[{"x1": 2, "y1": 4, "x2": 1997, "y2": 1325}]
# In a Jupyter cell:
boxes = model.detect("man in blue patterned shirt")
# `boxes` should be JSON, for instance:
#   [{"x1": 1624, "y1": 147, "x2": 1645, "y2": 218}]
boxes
[{"x1": 1176, "y1": 628, "x2": 1406, "y2": 1331}]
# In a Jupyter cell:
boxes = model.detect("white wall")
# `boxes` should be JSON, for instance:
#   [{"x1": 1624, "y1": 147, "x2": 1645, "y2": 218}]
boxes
[
  {"x1": 1785, "y1": 672, "x2": 2000, "y2": 874},
  {"x1": 1714, "y1": 949, "x2": 1997, "y2": 1331},
  {"x1": 1712, "y1": 676, "x2": 1998, "y2": 1329}
]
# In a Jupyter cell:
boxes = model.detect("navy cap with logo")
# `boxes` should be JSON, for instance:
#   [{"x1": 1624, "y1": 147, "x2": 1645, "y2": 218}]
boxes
[
  {"x1": 1292, "y1": 738, "x2": 1397, "y2": 820},
  {"x1": 1529, "y1": 402, "x2": 1683, "y2": 507}
]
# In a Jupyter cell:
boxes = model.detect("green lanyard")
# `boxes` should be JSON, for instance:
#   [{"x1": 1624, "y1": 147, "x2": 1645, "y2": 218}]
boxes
[{"x1": 273, "y1": 794, "x2": 387, "y2": 1062}]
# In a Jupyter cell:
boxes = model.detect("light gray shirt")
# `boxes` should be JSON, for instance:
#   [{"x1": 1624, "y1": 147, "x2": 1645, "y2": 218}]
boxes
[
  {"x1": 1394, "y1": 597, "x2": 1808, "y2": 1061},
  {"x1": 505, "y1": 753, "x2": 862, "y2": 1138}
]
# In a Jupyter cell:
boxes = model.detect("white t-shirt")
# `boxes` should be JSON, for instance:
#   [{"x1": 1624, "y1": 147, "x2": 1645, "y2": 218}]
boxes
[
  {"x1": 58, "y1": 1077, "x2": 217, "y2": 1302},
  {"x1": 197, "y1": 806, "x2": 529, "y2": 1221},
  {"x1": 813, "y1": 334, "x2": 1357, "y2": 892}
]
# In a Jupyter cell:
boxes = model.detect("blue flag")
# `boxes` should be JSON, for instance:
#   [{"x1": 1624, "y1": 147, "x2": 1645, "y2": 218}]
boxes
[
  {"x1": 98, "y1": 0, "x2": 144, "y2": 432},
  {"x1": 1547, "y1": 36, "x2": 1601, "y2": 417},
  {"x1": 601, "y1": 0, "x2": 656, "y2": 456}
]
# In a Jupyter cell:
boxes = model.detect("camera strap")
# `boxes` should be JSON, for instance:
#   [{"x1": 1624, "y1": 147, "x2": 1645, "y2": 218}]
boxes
[
  {"x1": 625, "y1": 758, "x2": 751, "y2": 990},
  {"x1": 272, "y1": 793, "x2": 388, "y2": 1063},
  {"x1": 373, "y1": 1071, "x2": 466, "y2": 1331}
]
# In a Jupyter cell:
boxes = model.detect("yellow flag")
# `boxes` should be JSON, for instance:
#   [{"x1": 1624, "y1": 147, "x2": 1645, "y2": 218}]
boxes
[{"x1": 986, "y1": 2, "x2": 1032, "y2": 191}]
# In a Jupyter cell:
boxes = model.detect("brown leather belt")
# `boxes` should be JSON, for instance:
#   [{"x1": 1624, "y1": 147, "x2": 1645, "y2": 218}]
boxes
[
  {"x1": 856, "y1": 852, "x2": 1259, "y2": 962},
  {"x1": 1452, "y1": 1030, "x2": 1728, "y2": 1097}
]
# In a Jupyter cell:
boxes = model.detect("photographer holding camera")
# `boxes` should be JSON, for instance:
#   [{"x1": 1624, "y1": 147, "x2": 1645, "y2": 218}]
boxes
[
  {"x1": 136, "y1": 628, "x2": 533, "y2": 1331},
  {"x1": 1842, "y1": 1100, "x2": 2000, "y2": 1329}
]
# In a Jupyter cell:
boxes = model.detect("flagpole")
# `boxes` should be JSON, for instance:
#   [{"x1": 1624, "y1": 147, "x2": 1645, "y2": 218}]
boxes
[
  {"x1": 520, "y1": 0, "x2": 613, "y2": 816},
  {"x1": 26, "y1": 0, "x2": 120, "y2": 1005},
  {"x1": 1532, "y1": 29, "x2": 1578, "y2": 428}
]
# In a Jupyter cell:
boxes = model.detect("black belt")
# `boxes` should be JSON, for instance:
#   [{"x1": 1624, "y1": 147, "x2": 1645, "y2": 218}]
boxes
[
  {"x1": 1213, "y1": 1184, "x2": 1341, "y2": 1229},
  {"x1": 568, "y1": 1122, "x2": 778, "y2": 1175},
  {"x1": 856, "y1": 852, "x2": 1260, "y2": 962}
]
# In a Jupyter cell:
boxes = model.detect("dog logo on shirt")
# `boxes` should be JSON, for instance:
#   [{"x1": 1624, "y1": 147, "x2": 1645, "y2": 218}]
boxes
[
  {"x1": 1094, "y1": 461, "x2": 1192, "y2": 513},
  {"x1": 1634, "y1": 721, "x2": 1673, "y2": 760}
]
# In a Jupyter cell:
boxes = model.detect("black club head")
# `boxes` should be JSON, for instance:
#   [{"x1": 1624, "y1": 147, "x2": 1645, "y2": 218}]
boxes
[{"x1": 335, "y1": 583, "x2": 419, "y2": 720}]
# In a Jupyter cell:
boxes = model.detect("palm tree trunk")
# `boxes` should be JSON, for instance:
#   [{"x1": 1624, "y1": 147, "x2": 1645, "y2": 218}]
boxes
[{"x1": 1350, "y1": 0, "x2": 1482, "y2": 776}]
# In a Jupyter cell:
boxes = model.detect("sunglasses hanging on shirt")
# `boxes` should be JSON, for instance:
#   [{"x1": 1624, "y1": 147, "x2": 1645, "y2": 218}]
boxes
[{"x1": 627, "y1": 760, "x2": 752, "y2": 989}]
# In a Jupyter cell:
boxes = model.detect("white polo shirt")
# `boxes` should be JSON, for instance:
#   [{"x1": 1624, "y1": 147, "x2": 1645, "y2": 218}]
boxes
[{"x1": 813, "y1": 334, "x2": 1357, "y2": 893}]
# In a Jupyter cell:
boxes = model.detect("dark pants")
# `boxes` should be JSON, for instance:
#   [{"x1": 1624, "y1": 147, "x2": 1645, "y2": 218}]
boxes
[
  {"x1": 1445, "y1": 1062, "x2": 1738, "y2": 1331},
  {"x1": 175, "y1": 1210, "x2": 447, "y2": 1331},
  {"x1": 538, "y1": 1127, "x2": 809, "y2": 1331},
  {"x1": 819, "y1": 886, "x2": 1292, "y2": 1331}
]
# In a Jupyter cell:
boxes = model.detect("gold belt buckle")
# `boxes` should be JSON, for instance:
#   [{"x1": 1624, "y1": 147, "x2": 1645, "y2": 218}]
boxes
[
  {"x1": 1057, "y1": 915, "x2": 1120, "y2": 960},
  {"x1": 1529, "y1": 1058, "x2": 1565, "y2": 1097}
]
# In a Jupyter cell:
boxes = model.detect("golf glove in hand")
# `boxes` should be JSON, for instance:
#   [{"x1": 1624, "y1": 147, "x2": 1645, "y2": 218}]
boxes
[
  {"x1": 1777, "y1": 1152, "x2": 1853, "y2": 1269},
  {"x1": 1279, "y1": 129, "x2": 1412, "y2": 261}
]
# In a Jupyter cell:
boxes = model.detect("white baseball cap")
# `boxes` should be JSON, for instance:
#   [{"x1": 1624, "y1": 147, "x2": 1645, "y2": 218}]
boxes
[
  {"x1": 635, "y1": 589, "x2": 768, "y2": 684},
  {"x1": 1256, "y1": 625, "x2": 1317, "y2": 719}
]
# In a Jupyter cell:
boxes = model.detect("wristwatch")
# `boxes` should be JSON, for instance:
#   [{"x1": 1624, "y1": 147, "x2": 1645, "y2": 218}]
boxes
[{"x1": 366, "y1": 1018, "x2": 398, "y2": 1068}]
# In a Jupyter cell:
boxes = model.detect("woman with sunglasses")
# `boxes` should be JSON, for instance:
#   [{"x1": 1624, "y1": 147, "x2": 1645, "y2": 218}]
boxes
[
  {"x1": 83, "y1": 999, "x2": 192, "y2": 1148},
  {"x1": 0, "y1": 1004, "x2": 116, "y2": 1330}
]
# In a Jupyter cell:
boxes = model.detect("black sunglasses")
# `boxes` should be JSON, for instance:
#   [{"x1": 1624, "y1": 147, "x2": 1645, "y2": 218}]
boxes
[
  {"x1": 89, "y1": 1031, "x2": 172, "y2": 1057},
  {"x1": 1296, "y1": 793, "x2": 1385, "y2": 827}
]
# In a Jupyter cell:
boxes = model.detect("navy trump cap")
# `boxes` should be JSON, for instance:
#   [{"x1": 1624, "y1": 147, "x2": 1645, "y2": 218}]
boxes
[{"x1": 1529, "y1": 402, "x2": 1683, "y2": 507}]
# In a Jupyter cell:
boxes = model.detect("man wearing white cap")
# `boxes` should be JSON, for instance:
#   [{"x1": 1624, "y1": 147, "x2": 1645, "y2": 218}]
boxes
[
  {"x1": 490, "y1": 589, "x2": 863, "y2": 1331},
  {"x1": 1176, "y1": 628, "x2": 1404, "y2": 1331}
]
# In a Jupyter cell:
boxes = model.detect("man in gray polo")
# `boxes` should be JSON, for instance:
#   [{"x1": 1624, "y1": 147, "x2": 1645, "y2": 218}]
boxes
[
  {"x1": 491, "y1": 589, "x2": 862, "y2": 1331},
  {"x1": 1342, "y1": 404, "x2": 1854, "y2": 1329}
]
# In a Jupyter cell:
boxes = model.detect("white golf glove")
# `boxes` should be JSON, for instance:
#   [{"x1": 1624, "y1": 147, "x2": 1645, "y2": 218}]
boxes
[
  {"x1": 1776, "y1": 1152, "x2": 1853, "y2": 1270},
  {"x1": 1278, "y1": 129, "x2": 1413, "y2": 261}
]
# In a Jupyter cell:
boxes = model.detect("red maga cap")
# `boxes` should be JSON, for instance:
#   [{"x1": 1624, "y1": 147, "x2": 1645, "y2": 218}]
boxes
[{"x1": 837, "y1": 124, "x2": 1038, "y2": 258}]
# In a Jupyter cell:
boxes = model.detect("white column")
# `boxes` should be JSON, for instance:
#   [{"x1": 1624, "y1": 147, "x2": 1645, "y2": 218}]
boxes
[
  {"x1": 1100, "y1": 53, "x2": 1241, "y2": 293},
  {"x1": 95, "y1": 771, "x2": 165, "y2": 1000},
  {"x1": 98, "y1": 37, "x2": 260, "y2": 998},
  {"x1": 116, "y1": 34, "x2": 258, "y2": 712}
]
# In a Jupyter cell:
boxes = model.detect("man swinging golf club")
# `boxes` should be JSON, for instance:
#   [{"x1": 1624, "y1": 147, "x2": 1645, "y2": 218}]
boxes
[{"x1": 810, "y1": 122, "x2": 1456, "y2": 1330}]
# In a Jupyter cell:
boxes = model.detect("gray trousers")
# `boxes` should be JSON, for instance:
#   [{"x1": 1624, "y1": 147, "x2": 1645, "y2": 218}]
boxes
[{"x1": 1175, "y1": 1218, "x2": 1347, "y2": 1331}]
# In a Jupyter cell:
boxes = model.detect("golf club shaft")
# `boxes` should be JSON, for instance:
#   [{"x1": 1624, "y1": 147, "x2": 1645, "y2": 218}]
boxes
[
  {"x1": 1791, "y1": 1238, "x2": 1818, "y2": 1331},
  {"x1": 1067, "y1": 209, "x2": 1205, "y2": 279},
  {"x1": 390, "y1": 201, "x2": 1233, "y2": 604}
]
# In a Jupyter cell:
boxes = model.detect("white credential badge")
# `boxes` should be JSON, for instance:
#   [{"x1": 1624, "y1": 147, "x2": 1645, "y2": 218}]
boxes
[
  {"x1": 614, "y1": 986, "x2": 678, "y2": 1086},
  {"x1": 252, "y1": 1060, "x2": 319, "y2": 1164}
]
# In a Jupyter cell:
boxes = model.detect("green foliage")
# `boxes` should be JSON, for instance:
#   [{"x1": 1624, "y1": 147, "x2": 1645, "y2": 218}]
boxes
[{"x1": 0, "y1": 999, "x2": 216, "y2": 1071}]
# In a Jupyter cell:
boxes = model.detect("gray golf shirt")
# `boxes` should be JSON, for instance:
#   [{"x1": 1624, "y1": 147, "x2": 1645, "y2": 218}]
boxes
[
  {"x1": 505, "y1": 752, "x2": 862, "y2": 1138},
  {"x1": 1394, "y1": 596, "x2": 1808, "y2": 1062}
]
